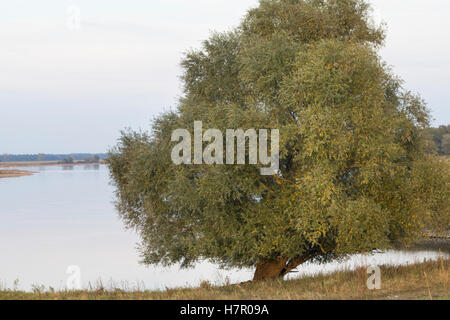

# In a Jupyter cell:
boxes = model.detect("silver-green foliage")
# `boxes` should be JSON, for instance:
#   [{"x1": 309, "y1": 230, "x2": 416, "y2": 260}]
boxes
[{"x1": 108, "y1": 0, "x2": 449, "y2": 275}]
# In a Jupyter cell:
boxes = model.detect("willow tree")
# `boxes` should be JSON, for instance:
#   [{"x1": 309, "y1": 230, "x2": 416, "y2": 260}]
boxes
[{"x1": 108, "y1": 0, "x2": 449, "y2": 281}]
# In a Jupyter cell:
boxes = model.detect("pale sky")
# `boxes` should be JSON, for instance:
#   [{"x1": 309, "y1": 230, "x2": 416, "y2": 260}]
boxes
[{"x1": 0, "y1": 0, "x2": 449, "y2": 154}]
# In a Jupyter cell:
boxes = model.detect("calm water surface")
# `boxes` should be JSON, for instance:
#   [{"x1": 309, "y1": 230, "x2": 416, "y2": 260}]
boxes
[{"x1": 0, "y1": 165, "x2": 447, "y2": 291}]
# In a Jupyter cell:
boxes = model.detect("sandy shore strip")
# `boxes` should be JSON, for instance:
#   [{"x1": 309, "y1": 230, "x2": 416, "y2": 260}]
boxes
[{"x1": 0, "y1": 169, "x2": 37, "y2": 178}]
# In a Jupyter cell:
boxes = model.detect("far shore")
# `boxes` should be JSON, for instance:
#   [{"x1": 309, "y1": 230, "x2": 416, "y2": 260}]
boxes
[{"x1": 0, "y1": 160, "x2": 107, "y2": 169}]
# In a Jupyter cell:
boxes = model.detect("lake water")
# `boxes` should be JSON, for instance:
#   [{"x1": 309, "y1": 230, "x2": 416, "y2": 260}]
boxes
[{"x1": 0, "y1": 165, "x2": 447, "y2": 291}]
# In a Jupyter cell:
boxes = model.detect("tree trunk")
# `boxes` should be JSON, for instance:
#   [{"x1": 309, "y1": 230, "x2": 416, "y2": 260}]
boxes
[
  {"x1": 253, "y1": 255, "x2": 312, "y2": 281},
  {"x1": 253, "y1": 258, "x2": 288, "y2": 281}
]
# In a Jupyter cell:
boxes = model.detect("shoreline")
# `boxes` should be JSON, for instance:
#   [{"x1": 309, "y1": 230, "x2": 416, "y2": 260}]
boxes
[
  {"x1": 0, "y1": 258, "x2": 448, "y2": 300},
  {"x1": 0, "y1": 161, "x2": 107, "y2": 178}
]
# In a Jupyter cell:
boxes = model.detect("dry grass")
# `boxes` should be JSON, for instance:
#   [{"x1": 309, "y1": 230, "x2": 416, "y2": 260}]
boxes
[{"x1": 1, "y1": 258, "x2": 448, "y2": 300}]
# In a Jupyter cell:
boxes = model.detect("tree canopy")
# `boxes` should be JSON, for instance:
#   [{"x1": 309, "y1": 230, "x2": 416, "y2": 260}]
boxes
[{"x1": 108, "y1": 0, "x2": 449, "y2": 280}]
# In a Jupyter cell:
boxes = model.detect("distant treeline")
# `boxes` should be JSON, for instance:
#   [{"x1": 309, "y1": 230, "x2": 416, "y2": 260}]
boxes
[
  {"x1": 0, "y1": 125, "x2": 448, "y2": 162},
  {"x1": 427, "y1": 125, "x2": 450, "y2": 156},
  {"x1": 0, "y1": 153, "x2": 108, "y2": 162}
]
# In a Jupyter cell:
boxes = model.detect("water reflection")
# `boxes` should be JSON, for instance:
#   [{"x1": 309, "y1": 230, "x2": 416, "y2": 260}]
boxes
[{"x1": 83, "y1": 164, "x2": 100, "y2": 170}]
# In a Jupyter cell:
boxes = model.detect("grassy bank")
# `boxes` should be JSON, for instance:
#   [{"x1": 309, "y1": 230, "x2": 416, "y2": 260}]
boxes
[{"x1": 1, "y1": 258, "x2": 448, "y2": 300}]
